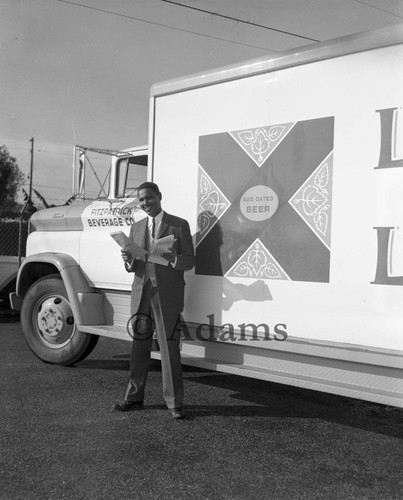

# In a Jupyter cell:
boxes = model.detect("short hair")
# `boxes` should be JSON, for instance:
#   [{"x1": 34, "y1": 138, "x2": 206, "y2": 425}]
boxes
[{"x1": 137, "y1": 182, "x2": 161, "y2": 196}]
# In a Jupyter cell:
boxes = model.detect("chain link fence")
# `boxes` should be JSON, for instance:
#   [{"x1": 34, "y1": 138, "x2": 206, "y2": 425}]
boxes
[{"x1": 0, "y1": 212, "x2": 29, "y2": 318}]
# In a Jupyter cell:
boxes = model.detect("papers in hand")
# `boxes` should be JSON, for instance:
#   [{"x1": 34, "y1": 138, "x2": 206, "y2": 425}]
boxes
[
  {"x1": 110, "y1": 231, "x2": 175, "y2": 265},
  {"x1": 148, "y1": 234, "x2": 176, "y2": 266},
  {"x1": 110, "y1": 231, "x2": 147, "y2": 258}
]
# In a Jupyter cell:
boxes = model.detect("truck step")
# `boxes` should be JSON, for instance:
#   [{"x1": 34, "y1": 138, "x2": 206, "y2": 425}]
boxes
[
  {"x1": 151, "y1": 351, "x2": 403, "y2": 408},
  {"x1": 78, "y1": 324, "x2": 130, "y2": 340}
]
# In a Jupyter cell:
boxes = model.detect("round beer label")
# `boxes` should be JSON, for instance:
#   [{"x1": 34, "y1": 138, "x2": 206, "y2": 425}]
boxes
[{"x1": 240, "y1": 185, "x2": 279, "y2": 221}]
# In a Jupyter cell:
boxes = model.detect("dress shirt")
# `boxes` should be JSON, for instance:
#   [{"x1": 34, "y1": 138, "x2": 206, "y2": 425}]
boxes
[{"x1": 148, "y1": 210, "x2": 164, "y2": 241}]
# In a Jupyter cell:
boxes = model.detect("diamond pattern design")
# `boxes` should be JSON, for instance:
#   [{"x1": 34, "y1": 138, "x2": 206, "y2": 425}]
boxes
[
  {"x1": 197, "y1": 165, "x2": 231, "y2": 246},
  {"x1": 225, "y1": 238, "x2": 290, "y2": 280},
  {"x1": 229, "y1": 123, "x2": 296, "y2": 167},
  {"x1": 288, "y1": 152, "x2": 333, "y2": 249}
]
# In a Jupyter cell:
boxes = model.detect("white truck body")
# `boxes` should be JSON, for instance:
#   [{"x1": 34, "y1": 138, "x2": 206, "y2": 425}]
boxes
[{"x1": 13, "y1": 25, "x2": 403, "y2": 407}]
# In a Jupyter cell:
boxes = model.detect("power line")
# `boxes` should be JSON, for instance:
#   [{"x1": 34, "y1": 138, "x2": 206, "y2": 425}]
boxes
[
  {"x1": 36, "y1": 149, "x2": 73, "y2": 156},
  {"x1": 3, "y1": 147, "x2": 72, "y2": 156},
  {"x1": 2, "y1": 138, "x2": 75, "y2": 147},
  {"x1": 54, "y1": 0, "x2": 279, "y2": 51},
  {"x1": 160, "y1": 0, "x2": 319, "y2": 42},
  {"x1": 2, "y1": 147, "x2": 30, "y2": 152},
  {"x1": 7, "y1": 146, "x2": 113, "y2": 161},
  {"x1": 352, "y1": 0, "x2": 403, "y2": 19}
]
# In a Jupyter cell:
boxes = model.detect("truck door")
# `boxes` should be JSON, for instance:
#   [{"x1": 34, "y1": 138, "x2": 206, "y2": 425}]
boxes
[{"x1": 79, "y1": 151, "x2": 148, "y2": 290}]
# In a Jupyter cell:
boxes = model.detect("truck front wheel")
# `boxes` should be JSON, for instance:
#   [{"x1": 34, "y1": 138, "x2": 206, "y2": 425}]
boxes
[{"x1": 21, "y1": 274, "x2": 99, "y2": 365}]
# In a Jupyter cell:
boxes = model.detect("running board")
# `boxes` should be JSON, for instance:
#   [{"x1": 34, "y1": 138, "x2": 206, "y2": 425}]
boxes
[
  {"x1": 78, "y1": 324, "x2": 130, "y2": 340},
  {"x1": 151, "y1": 350, "x2": 403, "y2": 408},
  {"x1": 78, "y1": 324, "x2": 403, "y2": 408}
]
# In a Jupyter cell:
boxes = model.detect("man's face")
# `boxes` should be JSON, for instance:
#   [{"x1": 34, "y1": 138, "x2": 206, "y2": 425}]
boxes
[{"x1": 138, "y1": 188, "x2": 162, "y2": 217}]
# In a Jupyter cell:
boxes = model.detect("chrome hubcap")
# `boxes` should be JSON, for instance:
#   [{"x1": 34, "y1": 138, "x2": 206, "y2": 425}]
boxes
[{"x1": 35, "y1": 295, "x2": 75, "y2": 347}]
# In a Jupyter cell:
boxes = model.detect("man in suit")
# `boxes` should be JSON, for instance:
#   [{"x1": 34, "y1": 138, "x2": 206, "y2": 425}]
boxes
[{"x1": 114, "y1": 182, "x2": 195, "y2": 419}]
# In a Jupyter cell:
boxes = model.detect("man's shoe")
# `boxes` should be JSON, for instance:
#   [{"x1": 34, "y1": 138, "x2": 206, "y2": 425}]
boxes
[
  {"x1": 171, "y1": 408, "x2": 184, "y2": 419},
  {"x1": 114, "y1": 401, "x2": 144, "y2": 412}
]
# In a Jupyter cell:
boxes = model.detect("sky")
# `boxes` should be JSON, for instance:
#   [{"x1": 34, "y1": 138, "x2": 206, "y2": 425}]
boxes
[{"x1": 1, "y1": 0, "x2": 402, "y2": 205}]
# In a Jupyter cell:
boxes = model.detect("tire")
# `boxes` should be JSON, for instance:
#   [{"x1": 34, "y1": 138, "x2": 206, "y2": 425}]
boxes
[{"x1": 20, "y1": 274, "x2": 99, "y2": 366}]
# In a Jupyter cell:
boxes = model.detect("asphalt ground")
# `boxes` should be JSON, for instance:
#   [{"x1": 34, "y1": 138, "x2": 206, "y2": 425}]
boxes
[{"x1": 1, "y1": 320, "x2": 402, "y2": 500}]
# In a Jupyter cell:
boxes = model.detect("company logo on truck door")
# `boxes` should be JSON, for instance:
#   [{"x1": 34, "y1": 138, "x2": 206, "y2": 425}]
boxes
[
  {"x1": 82, "y1": 203, "x2": 141, "y2": 228},
  {"x1": 196, "y1": 117, "x2": 334, "y2": 282}
]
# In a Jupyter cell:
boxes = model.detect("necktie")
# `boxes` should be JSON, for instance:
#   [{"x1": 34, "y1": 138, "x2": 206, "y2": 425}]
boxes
[{"x1": 151, "y1": 217, "x2": 155, "y2": 239}]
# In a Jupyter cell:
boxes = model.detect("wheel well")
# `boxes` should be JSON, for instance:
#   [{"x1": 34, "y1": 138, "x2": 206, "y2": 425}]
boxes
[{"x1": 19, "y1": 262, "x2": 59, "y2": 298}]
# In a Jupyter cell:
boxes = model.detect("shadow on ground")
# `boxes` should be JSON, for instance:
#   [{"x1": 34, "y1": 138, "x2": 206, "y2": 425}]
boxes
[{"x1": 79, "y1": 354, "x2": 403, "y2": 439}]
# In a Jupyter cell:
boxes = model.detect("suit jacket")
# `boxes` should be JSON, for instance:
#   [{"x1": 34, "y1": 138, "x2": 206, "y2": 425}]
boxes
[{"x1": 126, "y1": 212, "x2": 195, "y2": 326}]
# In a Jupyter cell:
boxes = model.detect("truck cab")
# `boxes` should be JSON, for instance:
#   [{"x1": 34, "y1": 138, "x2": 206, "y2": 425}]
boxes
[{"x1": 10, "y1": 146, "x2": 148, "y2": 365}]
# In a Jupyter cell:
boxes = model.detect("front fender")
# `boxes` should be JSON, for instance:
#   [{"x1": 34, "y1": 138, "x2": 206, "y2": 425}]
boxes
[{"x1": 15, "y1": 253, "x2": 105, "y2": 325}]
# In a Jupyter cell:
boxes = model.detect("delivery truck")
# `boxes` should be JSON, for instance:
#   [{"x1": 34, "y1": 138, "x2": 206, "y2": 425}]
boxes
[{"x1": 10, "y1": 25, "x2": 403, "y2": 407}]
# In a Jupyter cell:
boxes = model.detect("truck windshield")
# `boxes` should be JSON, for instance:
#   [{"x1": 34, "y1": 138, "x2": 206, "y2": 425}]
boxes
[{"x1": 116, "y1": 155, "x2": 148, "y2": 198}]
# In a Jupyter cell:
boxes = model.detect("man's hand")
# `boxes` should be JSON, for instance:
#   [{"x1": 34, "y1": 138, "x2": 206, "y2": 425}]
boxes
[
  {"x1": 121, "y1": 248, "x2": 132, "y2": 263},
  {"x1": 162, "y1": 247, "x2": 176, "y2": 263}
]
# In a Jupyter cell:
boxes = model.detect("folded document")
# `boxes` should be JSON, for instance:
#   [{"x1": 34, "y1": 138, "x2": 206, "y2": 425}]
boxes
[
  {"x1": 110, "y1": 231, "x2": 147, "y2": 258},
  {"x1": 147, "y1": 234, "x2": 176, "y2": 266},
  {"x1": 110, "y1": 231, "x2": 175, "y2": 265}
]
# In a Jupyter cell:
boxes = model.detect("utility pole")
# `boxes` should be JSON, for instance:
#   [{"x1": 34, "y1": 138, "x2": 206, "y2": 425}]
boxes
[
  {"x1": 19, "y1": 137, "x2": 34, "y2": 267},
  {"x1": 29, "y1": 137, "x2": 34, "y2": 202}
]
